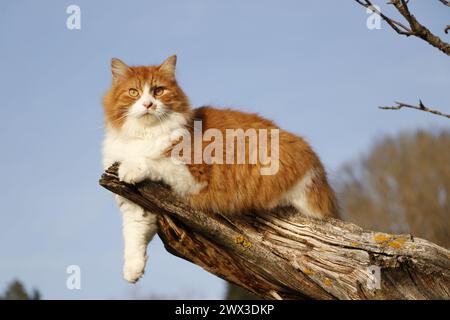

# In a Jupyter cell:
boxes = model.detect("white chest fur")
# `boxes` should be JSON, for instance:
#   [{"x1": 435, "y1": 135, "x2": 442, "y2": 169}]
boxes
[
  {"x1": 102, "y1": 113, "x2": 186, "y2": 169},
  {"x1": 102, "y1": 113, "x2": 205, "y2": 197}
]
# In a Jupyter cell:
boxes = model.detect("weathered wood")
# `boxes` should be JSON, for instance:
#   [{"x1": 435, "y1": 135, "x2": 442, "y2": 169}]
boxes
[{"x1": 99, "y1": 165, "x2": 450, "y2": 300}]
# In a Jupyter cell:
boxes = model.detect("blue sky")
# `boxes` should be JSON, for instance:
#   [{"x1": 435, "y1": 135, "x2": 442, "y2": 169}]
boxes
[{"x1": 0, "y1": 0, "x2": 448, "y2": 299}]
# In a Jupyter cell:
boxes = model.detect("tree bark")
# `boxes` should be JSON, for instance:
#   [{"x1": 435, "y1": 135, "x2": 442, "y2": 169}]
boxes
[{"x1": 99, "y1": 165, "x2": 450, "y2": 300}]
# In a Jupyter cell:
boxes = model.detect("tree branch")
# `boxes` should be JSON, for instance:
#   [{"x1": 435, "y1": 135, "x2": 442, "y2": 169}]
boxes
[
  {"x1": 99, "y1": 165, "x2": 450, "y2": 300},
  {"x1": 355, "y1": 0, "x2": 450, "y2": 56},
  {"x1": 379, "y1": 100, "x2": 450, "y2": 119}
]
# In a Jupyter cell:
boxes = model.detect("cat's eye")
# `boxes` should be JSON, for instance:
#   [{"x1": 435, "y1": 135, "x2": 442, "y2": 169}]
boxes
[
  {"x1": 128, "y1": 88, "x2": 139, "y2": 97},
  {"x1": 154, "y1": 87, "x2": 165, "y2": 97}
]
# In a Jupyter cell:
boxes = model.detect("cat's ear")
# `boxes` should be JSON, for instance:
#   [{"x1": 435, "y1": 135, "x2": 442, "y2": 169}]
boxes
[
  {"x1": 111, "y1": 58, "x2": 130, "y2": 83},
  {"x1": 159, "y1": 55, "x2": 177, "y2": 78}
]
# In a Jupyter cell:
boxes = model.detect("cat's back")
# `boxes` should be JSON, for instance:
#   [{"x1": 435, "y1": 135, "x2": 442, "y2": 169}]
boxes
[
  {"x1": 193, "y1": 106, "x2": 278, "y2": 131},
  {"x1": 191, "y1": 106, "x2": 315, "y2": 163},
  {"x1": 186, "y1": 106, "x2": 329, "y2": 214}
]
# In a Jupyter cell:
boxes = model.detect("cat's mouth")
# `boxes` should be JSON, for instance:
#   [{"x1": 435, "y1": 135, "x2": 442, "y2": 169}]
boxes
[
  {"x1": 134, "y1": 105, "x2": 169, "y2": 121},
  {"x1": 141, "y1": 113, "x2": 154, "y2": 118},
  {"x1": 137, "y1": 109, "x2": 155, "y2": 118}
]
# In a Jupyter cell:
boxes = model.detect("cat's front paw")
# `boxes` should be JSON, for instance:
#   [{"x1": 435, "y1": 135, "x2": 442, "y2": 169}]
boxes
[
  {"x1": 118, "y1": 159, "x2": 149, "y2": 184},
  {"x1": 123, "y1": 255, "x2": 147, "y2": 283}
]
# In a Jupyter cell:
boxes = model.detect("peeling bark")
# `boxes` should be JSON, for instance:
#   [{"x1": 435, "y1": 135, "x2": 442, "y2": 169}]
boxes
[{"x1": 99, "y1": 165, "x2": 450, "y2": 300}]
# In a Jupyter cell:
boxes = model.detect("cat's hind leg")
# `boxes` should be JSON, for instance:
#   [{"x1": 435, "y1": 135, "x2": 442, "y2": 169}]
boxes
[
  {"x1": 282, "y1": 169, "x2": 337, "y2": 219},
  {"x1": 116, "y1": 195, "x2": 158, "y2": 283}
]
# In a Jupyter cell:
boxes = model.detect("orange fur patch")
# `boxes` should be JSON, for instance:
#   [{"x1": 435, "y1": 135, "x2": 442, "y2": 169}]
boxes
[{"x1": 181, "y1": 107, "x2": 338, "y2": 217}]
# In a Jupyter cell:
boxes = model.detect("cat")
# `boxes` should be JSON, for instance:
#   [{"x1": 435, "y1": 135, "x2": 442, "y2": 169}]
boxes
[{"x1": 102, "y1": 55, "x2": 338, "y2": 283}]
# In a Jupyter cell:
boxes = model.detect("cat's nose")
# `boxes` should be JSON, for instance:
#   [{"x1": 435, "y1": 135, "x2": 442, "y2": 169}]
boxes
[{"x1": 143, "y1": 101, "x2": 154, "y2": 109}]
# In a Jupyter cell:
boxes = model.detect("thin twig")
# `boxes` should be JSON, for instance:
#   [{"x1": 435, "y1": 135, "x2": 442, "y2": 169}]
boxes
[
  {"x1": 355, "y1": 0, "x2": 412, "y2": 35},
  {"x1": 379, "y1": 100, "x2": 450, "y2": 119},
  {"x1": 354, "y1": 0, "x2": 450, "y2": 56}
]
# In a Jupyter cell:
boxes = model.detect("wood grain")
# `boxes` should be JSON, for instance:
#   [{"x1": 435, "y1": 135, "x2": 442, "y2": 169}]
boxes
[{"x1": 100, "y1": 164, "x2": 450, "y2": 300}]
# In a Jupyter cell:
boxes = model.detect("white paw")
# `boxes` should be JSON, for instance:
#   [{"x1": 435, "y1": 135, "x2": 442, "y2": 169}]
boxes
[
  {"x1": 123, "y1": 255, "x2": 147, "y2": 283},
  {"x1": 118, "y1": 159, "x2": 148, "y2": 184}
]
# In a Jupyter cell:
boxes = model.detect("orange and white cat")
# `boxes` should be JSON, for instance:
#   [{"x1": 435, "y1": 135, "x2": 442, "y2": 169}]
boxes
[{"x1": 102, "y1": 55, "x2": 338, "y2": 283}]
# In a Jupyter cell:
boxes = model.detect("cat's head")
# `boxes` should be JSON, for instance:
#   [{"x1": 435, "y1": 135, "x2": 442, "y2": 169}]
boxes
[{"x1": 103, "y1": 55, "x2": 191, "y2": 130}]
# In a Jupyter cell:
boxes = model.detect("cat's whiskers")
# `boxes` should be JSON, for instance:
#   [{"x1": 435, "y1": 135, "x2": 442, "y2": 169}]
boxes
[
  {"x1": 112, "y1": 112, "x2": 129, "y2": 124},
  {"x1": 155, "y1": 113, "x2": 167, "y2": 131}
]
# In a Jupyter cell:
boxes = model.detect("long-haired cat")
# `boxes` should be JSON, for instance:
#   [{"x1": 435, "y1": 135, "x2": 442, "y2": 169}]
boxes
[{"x1": 102, "y1": 55, "x2": 338, "y2": 283}]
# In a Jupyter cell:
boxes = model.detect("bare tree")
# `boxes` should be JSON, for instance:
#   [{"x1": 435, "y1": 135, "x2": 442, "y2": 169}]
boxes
[{"x1": 336, "y1": 129, "x2": 450, "y2": 248}]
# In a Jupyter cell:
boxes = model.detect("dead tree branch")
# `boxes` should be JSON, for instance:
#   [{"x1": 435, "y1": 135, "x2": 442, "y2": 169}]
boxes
[
  {"x1": 99, "y1": 165, "x2": 450, "y2": 300},
  {"x1": 379, "y1": 100, "x2": 450, "y2": 119},
  {"x1": 354, "y1": 0, "x2": 450, "y2": 56}
]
